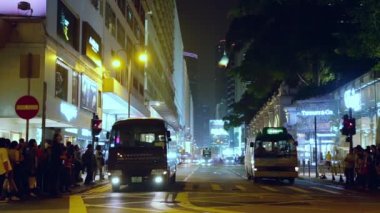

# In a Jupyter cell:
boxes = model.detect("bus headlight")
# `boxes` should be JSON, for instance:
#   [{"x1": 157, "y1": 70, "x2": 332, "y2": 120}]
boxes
[
  {"x1": 154, "y1": 176, "x2": 163, "y2": 184},
  {"x1": 111, "y1": 177, "x2": 120, "y2": 185},
  {"x1": 253, "y1": 167, "x2": 258, "y2": 171},
  {"x1": 295, "y1": 167, "x2": 299, "y2": 172}
]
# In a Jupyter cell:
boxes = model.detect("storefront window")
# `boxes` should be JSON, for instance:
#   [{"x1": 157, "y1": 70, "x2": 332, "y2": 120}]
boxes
[{"x1": 105, "y1": 2, "x2": 116, "y2": 37}]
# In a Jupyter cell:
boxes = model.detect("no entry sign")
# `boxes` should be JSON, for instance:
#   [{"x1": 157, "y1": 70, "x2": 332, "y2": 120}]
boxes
[{"x1": 15, "y1": 95, "x2": 39, "y2": 120}]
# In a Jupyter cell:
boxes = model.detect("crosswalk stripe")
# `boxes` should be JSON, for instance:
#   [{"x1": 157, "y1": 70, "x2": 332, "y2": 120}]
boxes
[
  {"x1": 286, "y1": 186, "x2": 309, "y2": 193},
  {"x1": 259, "y1": 185, "x2": 278, "y2": 192},
  {"x1": 211, "y1": 184, "x2": 223, "y2": 191},
  {"x1": 235, "y1": 185, "x2": 246, "y2": 191},
  {"x1": 311, "y1": 186, "x2": 340, "y2": 194}
]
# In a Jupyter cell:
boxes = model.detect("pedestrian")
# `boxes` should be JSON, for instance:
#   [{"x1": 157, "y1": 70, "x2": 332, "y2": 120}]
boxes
[
  {"x1": 73, "y1": 145, "x2": 82, "y2": 184},
  {"x1": 325, "y1": 151, "x2": 332, "y2": 171},
  {"x1": 82, "y1": 144, "x2": 96, "y2": 185},
  {"x1": 344, "y1": 148, "x2": 355, "y2": 186},
  {"x1": 95, "y1": 145, "x2": 105, "y2": 181},
  {"x1": 24, "y1": 139, "x2": 38, "y2": 197},
  {"x1": 0, "y1": 138, "x2": 18, "y2": 202},
  {"x1": 48, "y1": 133, "x2": 64, "y2": 197}
]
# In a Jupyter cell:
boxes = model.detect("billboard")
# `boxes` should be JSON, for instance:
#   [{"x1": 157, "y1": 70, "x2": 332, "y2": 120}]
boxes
[
  {"x1": 0, "y1": 0, "x2": 46, "y2": 17},
  {"x1": 80, "y1": 75, "x2": 98, "y2": 113}
]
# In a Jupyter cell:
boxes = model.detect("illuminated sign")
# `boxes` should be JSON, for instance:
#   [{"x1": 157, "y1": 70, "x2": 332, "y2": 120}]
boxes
[
  {"x1": 60, "y1": 102, "x2": 78, "y2": 121},
  {"x1": 344, "y1": 89, "x2": 361, "y2": 111},
  {"x1": 57, "y1": 0, "x2": 79, "y2": 50},
  {"x1": 82, "y1": 22, "x2": 102, "y2": 66},
  {"x1": 0, "y1": 0, "x2": 46, "y2": 17},
  {"x1": 301, "y1": 110, "x2": 334, "y2": 116},
  {"x1": 264, "y1": 127, "x2": 286, "y2": 135}
]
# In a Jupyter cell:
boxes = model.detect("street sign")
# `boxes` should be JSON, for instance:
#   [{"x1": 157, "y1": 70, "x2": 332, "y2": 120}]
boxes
[{"x1": 15, "y1": 95, "x2": 39, "y2": 120}]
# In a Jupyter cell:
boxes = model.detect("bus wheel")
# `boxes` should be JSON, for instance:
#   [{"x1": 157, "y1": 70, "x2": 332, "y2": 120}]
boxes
[
  {"x1": 288, "y1": 178, "x2": 295, "y2": 185},
  {"x1": 253, "y1": 177, "x2": 260, "y2": 183},
  {"x1": 112, "y1": 184, "x2": 120, "y2": 192}
]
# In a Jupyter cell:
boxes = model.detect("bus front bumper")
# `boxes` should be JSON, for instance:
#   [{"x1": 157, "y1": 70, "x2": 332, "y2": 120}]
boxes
[{"x1": 254, "y1": 171, "x2": 298, "y2": 178}]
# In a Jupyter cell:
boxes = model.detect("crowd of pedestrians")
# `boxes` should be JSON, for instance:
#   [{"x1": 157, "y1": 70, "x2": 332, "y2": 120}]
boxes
[
  {"x1": 343, "y1": 145, "x2": 380, "y2": 190},
  {"x1": 0, "y1": 133, "x2": 105, "y2": 202}
]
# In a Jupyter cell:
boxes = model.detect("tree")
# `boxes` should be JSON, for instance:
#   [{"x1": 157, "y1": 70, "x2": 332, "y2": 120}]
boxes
[{"x1": 223, "y1": 0, "x2": 378, "y2": 128}]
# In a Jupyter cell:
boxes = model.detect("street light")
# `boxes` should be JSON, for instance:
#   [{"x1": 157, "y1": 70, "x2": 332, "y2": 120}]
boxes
[
  {"x1": 218, "y1": 51, "x2": 229, "y2": 68},
  {"x1": 111, "y1": 50, "x2": 148, "y2": 118}
]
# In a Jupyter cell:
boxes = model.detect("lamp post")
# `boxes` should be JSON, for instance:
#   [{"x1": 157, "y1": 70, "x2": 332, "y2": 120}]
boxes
[{"x1": 112, "y1": 50, "x2": 147, "y2": 118}]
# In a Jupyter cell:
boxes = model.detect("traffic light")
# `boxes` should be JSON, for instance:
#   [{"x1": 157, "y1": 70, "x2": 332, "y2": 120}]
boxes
[
  {"x1": 340, "y1": 114, "x2": 349, "y2": 136},
  {"x1": 347, "y1": 118, "x2": 356, "y2": 135},
  {"x1": 91, "y1": 117, "x2": 102, "y2": 136},
  {"x1": 341, "y1": 114, "x2": 356, "y2": 136}
]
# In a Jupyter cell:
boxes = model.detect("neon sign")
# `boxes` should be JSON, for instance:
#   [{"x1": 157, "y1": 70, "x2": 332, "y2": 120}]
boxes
[
  {"x1": 301, "y1": 110, "x2": 334, "y2": 116},
  {"x1": 344, "y1": 89, "x2": 361, "y2": 111},
  {"x1": 266, "y1": 128, "x2": 284, "y2": 135}
]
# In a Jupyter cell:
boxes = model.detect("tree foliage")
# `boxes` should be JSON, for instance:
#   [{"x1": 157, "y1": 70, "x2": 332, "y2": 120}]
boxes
[{"x1": 223, "y1": 0, "x2": 380, "y2": 128}]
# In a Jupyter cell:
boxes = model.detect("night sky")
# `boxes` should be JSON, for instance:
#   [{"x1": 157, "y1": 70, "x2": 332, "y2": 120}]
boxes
[{"x1": 176, "y1": 0, "x2": 239, "y2": 144}]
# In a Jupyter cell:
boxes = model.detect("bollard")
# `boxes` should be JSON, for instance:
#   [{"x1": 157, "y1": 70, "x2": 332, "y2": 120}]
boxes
[{"x1": 308, "y1": 160, "x2": 311, "y2": 177}]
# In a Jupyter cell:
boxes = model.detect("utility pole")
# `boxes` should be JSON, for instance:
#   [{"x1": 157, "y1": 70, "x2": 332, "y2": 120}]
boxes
[{"x1": 314, "y1": 116, "x2": 318, "y2": 178}]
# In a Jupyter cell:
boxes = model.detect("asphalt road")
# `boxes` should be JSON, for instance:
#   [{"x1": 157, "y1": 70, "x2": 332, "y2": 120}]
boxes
[{"x1": 1, "y1": 163, "x2": 380, "y2": 213}]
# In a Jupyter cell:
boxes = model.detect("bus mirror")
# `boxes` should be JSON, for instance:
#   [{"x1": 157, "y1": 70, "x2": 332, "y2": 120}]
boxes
[
  {"x1": 250, "y1": 142, "x2": 254, "y2": 147},
  {"x1": 106, "y1": 131, "x2": 110, "y2": 139},
  {"x1": 166, "y1": 131, "x2": 171, "y2": 138}
]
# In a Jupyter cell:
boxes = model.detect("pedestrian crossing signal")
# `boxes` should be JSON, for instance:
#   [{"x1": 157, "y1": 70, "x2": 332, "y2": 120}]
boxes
[{"x1": 92, "y1": 118, "x2": 102, "y2": 136}]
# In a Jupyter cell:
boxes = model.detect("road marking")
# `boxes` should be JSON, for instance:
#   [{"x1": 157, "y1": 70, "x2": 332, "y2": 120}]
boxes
[
  {"x1": 259, "y1": 185, "x2": 278, "y2": 192},
  {"x1": 235, "y1": 185, "x2": 246, "y2": 191},
  {"x1": 324, "y1": 185, "x2": 345, "y2": 190},
  {"x1": 211, "y1": 184, "x2": 223, "y2": 191},
  {"x1": 69, "y1": 195, "x2": 87, "y2": 213},
  {"x1": 184, "y1": 166, "x2": 199, "y2": 182},
  {"x1": 86, "y1": 204, "x2": 164, "y2": 212},
  {"x1": 311, "y1": 186, "x2": 340, "y2": 194},
  {"x1": 84, "y1": 184, "x2": 110, "y2": 194},
  {"x1": 286, "y1": 186, "x2": 310, "y2": 193},
  {"x1": 176, "y1": 192, "x2": 240, "y2": 213}
]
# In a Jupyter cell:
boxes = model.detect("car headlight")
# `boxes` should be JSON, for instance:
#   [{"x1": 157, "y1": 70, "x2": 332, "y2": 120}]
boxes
[
  {"x1": 151, "y1": 169, "x2": 167, "y2": 175},
  {"x1": 111, "y1": 177, "x2": 120, "y2": 185},
  {"x1": 295, "y1": 167, "x2": 299, "y2": 172}
]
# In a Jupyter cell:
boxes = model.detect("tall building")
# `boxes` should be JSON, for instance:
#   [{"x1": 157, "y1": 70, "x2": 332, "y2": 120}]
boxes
[{"x1": 0, "y1": 0, "x2": 192, "y2": 148}]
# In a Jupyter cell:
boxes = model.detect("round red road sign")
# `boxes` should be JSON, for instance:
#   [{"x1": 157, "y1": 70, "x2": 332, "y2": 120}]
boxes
[{"x1": 15, "y1": 95, "x2": 39, "y2": 120}]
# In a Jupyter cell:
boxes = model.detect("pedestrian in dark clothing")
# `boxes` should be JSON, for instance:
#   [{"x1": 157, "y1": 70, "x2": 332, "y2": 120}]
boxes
[
  {"x1": 82, "y1": 144, "x2": 96, "y2": 185},
  {"x1": 24, "y1": 139, "x2": 38, "y2": 197},
  {"x1": 48, "y1": 133, "x2": 63, "y2": 196}
]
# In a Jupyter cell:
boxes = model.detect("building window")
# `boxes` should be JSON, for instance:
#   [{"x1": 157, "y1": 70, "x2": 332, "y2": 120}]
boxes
[
  {"x1": 55, "y1": 63, "x2": 69, "y2": 101},
  {"x1": 105, "y1": 2, "x2": 116, "y2": 37},
  {"x1": 117, "y1": 19, "x2": 125, "y2": 47},
  {"x1": 90, "y1": 0, "x2": 99, "y2": 9},
  {"x1": 116, "y1": 0, "x2": 126, "y2": 16},
  {"x1": 126, "y1": 5, "x2": 133, "y2": 25}
]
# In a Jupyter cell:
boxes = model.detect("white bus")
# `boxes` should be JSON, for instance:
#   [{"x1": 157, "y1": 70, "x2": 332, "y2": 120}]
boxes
[{"x1": 245, "y1": 127, "x2": 298, "y2": 184}]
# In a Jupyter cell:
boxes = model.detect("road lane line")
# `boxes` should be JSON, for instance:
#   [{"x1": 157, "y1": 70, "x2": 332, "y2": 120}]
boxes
[
  {"x1": 184, "y1": 166, "x2": 199, "y2": 182},
  {"x1": 311, "y1": 186, "x2": 340, "y2": 194},
  {"x1": 259, "y1": 185, "x2": 278, "y2": 192},
  {"x1": 211, "y1": 184, "x2": 223, "y2": 191},
  {"x1": 176, "y1": 192, "x2": 240, "y2": 213},
  {"x1": 235, "y1": 185, "x2": 246, "y2": 191},
  {"x1": 69, "y1": 195, "x2": 87, "y2": 213},
  {"x1": 286, "y1": 186, "x2": 310, "y2": 193}
]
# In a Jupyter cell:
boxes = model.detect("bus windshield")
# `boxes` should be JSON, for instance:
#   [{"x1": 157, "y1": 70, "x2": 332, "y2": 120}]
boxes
[
  {"x1": 254, "y1": 139, "x2": 296, "y2": 158},
  {"x1": 110, "y1": 125, "x2": 167, "y2": 148}
]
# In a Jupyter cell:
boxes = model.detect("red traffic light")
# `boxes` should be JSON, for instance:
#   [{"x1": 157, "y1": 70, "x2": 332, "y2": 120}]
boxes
[{"x1": 92, "y1": 119, "x2": 102, "y2": 135}]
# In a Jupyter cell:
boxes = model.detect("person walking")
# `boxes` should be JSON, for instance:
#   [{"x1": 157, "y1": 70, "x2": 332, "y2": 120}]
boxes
[
  {"x1": 82, "y1": 144, "x2": 96, "y2": 185},
  {"x1": 24, "y1": 139, "x2": 38, "y2": 197},
  {"x1": 95, "y1": 145, "x2": 105, "y2": 181}
]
